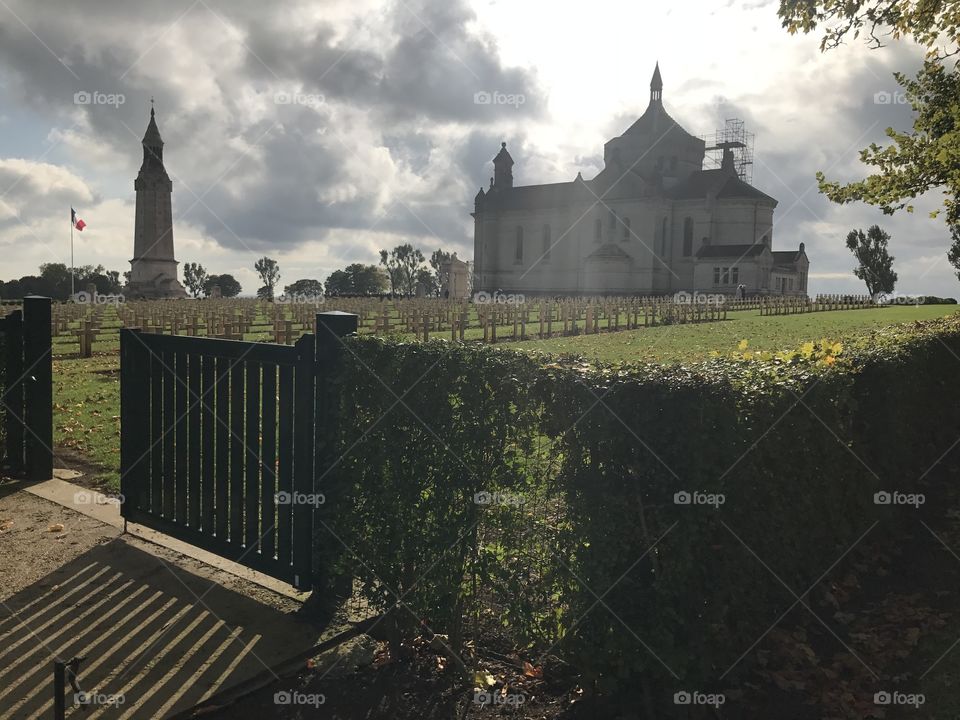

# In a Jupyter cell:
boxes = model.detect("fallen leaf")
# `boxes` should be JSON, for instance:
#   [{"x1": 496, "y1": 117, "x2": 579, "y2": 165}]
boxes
[
  {"x1": 523, "y1": 661, "x2": 543, "y2": 679},
  {"x1": 47, "y1": 523, "x2": 64, "y2": 532}
]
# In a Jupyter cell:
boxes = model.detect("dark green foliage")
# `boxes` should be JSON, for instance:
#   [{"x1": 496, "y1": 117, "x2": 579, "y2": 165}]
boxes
[{"x1": 316, "y1": 315, "x2": 960, "y2": 697}]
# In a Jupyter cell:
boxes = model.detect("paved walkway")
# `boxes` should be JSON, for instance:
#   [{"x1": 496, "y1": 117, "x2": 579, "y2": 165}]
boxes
[{"x1": 0, "y1": 482, "x2": 322, "y2": 719}]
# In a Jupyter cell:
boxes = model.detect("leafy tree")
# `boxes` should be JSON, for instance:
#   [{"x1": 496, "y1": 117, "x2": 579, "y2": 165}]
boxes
[
  {"x1": 416, "y1": 267, "x2": 437, "y2": 296},
  {"x1": 37, "y1": 263, "x2": 122, "y2": 299},
  {"x1": 204, "y1": 274, "x2": 242, "y2": 297},
  {"x1": 778, "y1": 0, "x2": 960, "y2": 54},
  {"x1": 846, "y1": 225, "x2": 898, "y2": 297},
  {"x1": 183, "y1": 262, "x2": 208, "y2": 298},
  {"x1": 324, "y1": 270, "x2": 352, "y2": 296},
  {"x1": 254, "y1": 257, "x2": 281, "y2": 300},
  {"x1": 429, "y1": 249, "x2": 453, "y2": 290},
  {"x1": 283, "y1": 278, "x2": 324, "y2": 298},
  {"x1": 379, "y1": 244, "x2": 425, "y2": 297},
  {"x1": 344, "y1": 263, "x2": 388, "y2": 295},
  {"x1": 779, "y1": 1, "x2": 960, "y2": 272},
  {"x1": 949, "y1": 226, "x2": 960, "y2": 281}
]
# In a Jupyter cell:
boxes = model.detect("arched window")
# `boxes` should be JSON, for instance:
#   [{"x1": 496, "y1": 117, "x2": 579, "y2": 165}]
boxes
[
  {"x1": 683, "y1": 217, "x2": 693, "y2": 257},
  {"x1": 622, "y1": 217, "x2": 631, "y2": 242},
  {"x1": 661, "y1": 218, "x2": 669, "y2": 256},
  {"x1": 594, "y1": 218, "x2": 602, "y2": 243},
  {"x1": 515, "y1": 226, "x2": 523, "y2": 264},
  {"x1": 542, "y1": 224, "x2": 551, "y2": 261}
]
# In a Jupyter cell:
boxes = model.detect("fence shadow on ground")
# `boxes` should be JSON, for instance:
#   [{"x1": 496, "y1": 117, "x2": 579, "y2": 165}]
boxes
[{"x1": 0, "y1": 537, "x2": 324, "y2": 719}]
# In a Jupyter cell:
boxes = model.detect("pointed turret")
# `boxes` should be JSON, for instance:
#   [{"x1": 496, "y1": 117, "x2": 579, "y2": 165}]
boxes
[
  {"x1": 140, "y1": 102, "x2": 167, "y2": 174},
  {"x1": 650, "y1": 62, "x2": 663, "y2": 103},
  {"x1": 492, "y1": 142, "x2": 514, "y2": 189}
]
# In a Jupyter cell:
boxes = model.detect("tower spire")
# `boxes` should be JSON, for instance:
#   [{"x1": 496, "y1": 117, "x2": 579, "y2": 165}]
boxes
[
  {"x1": 492, "y1": 141, "x2": 514, "y2": 190},
  {"x1": 650, "y1": 62, "x2": 663, "y2": 103}
]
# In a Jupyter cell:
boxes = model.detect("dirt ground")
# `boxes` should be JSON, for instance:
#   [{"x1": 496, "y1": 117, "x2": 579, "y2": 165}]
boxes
[{"x1": 0, "y1": 482, "x2": 333, "y2": 719}]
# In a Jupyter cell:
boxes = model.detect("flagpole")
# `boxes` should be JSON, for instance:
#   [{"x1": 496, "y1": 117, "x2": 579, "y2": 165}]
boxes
[{"x1": 70, "y1": 214, "x2": 75, "y2": 298}]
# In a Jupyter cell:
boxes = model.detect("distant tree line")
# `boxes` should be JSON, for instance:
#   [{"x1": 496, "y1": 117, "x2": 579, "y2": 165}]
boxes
[{"x1": 0, "y1": 263, "x2": 123, "y2": 300}]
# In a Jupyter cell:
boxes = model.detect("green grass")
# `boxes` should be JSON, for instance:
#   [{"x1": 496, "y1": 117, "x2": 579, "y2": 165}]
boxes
[
  {"x1": 49, "y1": 304, "x2": 959, "y2": 490},
  {"x1": 53, "y1": 354, "x2": 121, "y2": 489},
  {"x1": 511, "y1": 305, "x2": 960, "y2": 364}
]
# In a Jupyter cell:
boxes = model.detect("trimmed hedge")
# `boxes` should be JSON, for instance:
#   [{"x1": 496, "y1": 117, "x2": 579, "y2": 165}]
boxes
[{"x1": 317, "y1": 315, "x2": 960, "y2": 703}]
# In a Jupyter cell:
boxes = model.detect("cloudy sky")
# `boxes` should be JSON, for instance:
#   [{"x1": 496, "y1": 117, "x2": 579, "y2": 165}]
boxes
[{"x1": 0, "y1": 0, "x2": 952, "y2": 296}]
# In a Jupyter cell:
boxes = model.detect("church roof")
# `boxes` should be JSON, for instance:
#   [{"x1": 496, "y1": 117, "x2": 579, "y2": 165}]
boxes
[
  {"x1": 667, "y1": 169, "x2": 776, "y2": 203},
  {"x1": 696, "y1": 243, "x2": 769, "y2": 259},
  {"x1": 484, "y1": 181, "x2": 585, "y2": 211},
  {"x1": 772, "y1": 249, "x2": 806, "y2": 267},
  {"x1": 587, "y1": 243, "x2": 633, "y2": 261},
  {"x1": 622, "y1": 102, "x2": 699, "y2": 142}
]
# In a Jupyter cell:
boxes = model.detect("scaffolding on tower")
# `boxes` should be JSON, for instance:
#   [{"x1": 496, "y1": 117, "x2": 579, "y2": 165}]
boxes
[{"x1": 702, "y1": 118, "x2": 755, "y2": 185}]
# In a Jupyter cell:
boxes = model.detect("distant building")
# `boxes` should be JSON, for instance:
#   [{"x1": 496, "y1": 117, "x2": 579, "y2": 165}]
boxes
[
  {"x1": 126, "y1": 104, "x2": 187, "y2": 299},
  {"x1": 472, "y1": 65, "x2": 808, "y2": 296},
  {"x1": 440, "y1": 255, "x2": 470, "y2": 298}
]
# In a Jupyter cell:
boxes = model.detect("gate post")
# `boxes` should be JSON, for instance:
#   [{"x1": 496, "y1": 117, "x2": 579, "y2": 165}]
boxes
[
  {"x1": 3, "y1": 308, "x2": 24, "y2": 475},
  {"x1": 292, "y1": 333, "x2": 317, "y2": 590},
  {"x1": 120, "y1": 329, "x2": 150, "y2": 519},
  {"x1": 23, "y1": 296, "x2": 52, "y2": 482},
  {"x1": 313, "y1": 311, "x2": 358, "y2": 600}
]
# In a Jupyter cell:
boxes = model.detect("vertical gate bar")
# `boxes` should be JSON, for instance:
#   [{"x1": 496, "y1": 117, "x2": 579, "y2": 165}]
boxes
[
  {"x1": 120, "y1": 329, "x2": 148, "y2": 517},
  {"x1": 188, "y1": 354, "x2": 202, "y2": 529},
  {"x1": 150, "y1": 349, "x2": 163, "y2": 515},
  {"x1": 53, "y1": 661, "x2": 65, "y2": 720},
  {"x1": 291, "y1": 333, "x2": 316, "y2": 590},
  {"x1": 214, "y1": 356, "x2": 230, "y2": 539},
  {"x1": 261, "y1": 363, "x2": 277, "y2": 561},
  {"x1": 23, "y1": 296, "x2": 52, "y2": 482},
  {"x1": 229, "y1": 358, "x2": 244, "y2": 545},
  {"x1": 277, "y1": 364, "x2": 294, "y2": 569},
  {"x1": 244, "y1": 361, "x2": 261, "y2": 551},
  {"x1": 4, "y1": 309, "x2": 24, "y2": 475},
  {"x1": 162, "y1": 349, "x2": 176, "y2": 520},
  {"x1": 175, "y1": 351, "x2": 188, "y2": 524},
  {"x1": 200, "y1": 354, "x2": 215, "y2": 533}
]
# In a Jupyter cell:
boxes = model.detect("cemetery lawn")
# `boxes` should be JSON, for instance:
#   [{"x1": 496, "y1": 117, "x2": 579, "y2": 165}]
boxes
[
  {"x1": 49, "y1": 304, "x2": 959, "y2": 493},
  {"x1": 53, "y1": 353, "x2": 121, "y2": 490},
  {"x1": 513, "y1": 304, "x2": 960, "y2": 364}
]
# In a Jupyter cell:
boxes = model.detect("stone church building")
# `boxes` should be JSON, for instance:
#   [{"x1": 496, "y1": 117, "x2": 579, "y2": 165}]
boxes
[{"x1": 472, "y1": 65, "x2": 809, "y2": 296}]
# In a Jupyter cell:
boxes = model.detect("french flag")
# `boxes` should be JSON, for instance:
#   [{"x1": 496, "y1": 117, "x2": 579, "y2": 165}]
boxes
[{"x1": 71, "y1": 207, "x2": 86, "y2": 231}]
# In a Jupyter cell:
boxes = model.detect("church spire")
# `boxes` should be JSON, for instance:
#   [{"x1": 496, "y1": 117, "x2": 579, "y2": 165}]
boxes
[
  {"x1": 141, "y1": 102, "x2": 165, "y2": 169},
  {"x1": 492, "y1": 141, "x2": 514, "y2": 190},
  {"x1": 650, "y1": 62, "x2": 663, "y2": 103}
]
